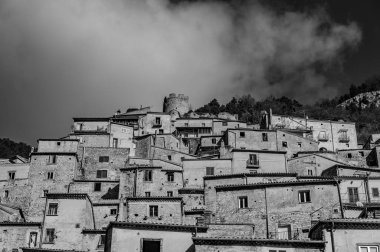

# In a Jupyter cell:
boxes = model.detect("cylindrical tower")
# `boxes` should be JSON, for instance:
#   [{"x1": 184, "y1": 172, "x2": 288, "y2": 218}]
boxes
[{"x1": 163, "y1": 93, "x2": 190, "y2": 117}]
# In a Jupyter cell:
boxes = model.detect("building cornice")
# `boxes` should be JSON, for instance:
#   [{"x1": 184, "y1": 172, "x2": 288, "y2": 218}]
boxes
[
  {"x1": 178, "y1": 188, "x2": 204, "y2": 194},
  {"x1": 231, "y1": 149, "x2": 287, "y2": 154},
  {"x1": 126, "y1": 197, "x2": 182, "y2": 202}
]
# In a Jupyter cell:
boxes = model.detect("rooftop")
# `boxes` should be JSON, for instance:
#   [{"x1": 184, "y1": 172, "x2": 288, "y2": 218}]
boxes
[{"x1": 108, "y1": 221, "x2": 208, "y2": 233}]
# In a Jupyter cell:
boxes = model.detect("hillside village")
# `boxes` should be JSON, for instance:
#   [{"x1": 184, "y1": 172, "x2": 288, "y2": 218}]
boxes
[{"x1": 1, "y1": 93, "x2": 380, "y2": 252}]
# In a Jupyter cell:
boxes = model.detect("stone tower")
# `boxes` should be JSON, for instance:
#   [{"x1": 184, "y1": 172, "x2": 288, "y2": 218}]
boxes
[{"x1": 163, "y1": 93, "x2": 190, "y2": 117}]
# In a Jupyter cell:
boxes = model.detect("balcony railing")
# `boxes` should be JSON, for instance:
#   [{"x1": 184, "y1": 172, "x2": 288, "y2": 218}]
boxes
[
  {"x1": 268, "y1": 230, "x2": 302, "y2": 240},
  {"x1": 338, "y1": 135, "x2": 350, "y2": 143},
  {"x1": 152, "y1": 122, "x2": 162, "y2": 128},
  {"x1": 246, "y1": 160, "x2": 260, "y2": 168}
]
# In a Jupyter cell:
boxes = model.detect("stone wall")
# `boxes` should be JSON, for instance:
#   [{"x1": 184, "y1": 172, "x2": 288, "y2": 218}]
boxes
[
  {"x1": 28, "y1": 154, "x2": 78, "y2": 222},
  {"x1": 125, "y1": 199, "x2": 182, "y2": 224},
  {"x1": 0, "y1": 224, "x2": 41, "y2": 250}
]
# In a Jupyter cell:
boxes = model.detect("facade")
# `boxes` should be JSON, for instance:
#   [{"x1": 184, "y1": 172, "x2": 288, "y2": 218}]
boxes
[
  {"x1": 270, "y1": 114, "x2": 358, "y2": 151},
  {"x1": 4, "y1": 94, "x2": 380, "y2": 251}
]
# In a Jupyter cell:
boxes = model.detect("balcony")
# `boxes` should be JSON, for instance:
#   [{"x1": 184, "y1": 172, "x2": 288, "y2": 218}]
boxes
[
  {"x1": 246, "y1": 160, "x2": 260, "y2": 168},
  {"x1": 338, "y1": 135, "x2": 350, "y2": 143},
  {"x1": 152, "y1": 122, "x2": 162, "y2": 128},
  {"x1": 268, "y1": 230, "x2": 302, "y2": 240}
]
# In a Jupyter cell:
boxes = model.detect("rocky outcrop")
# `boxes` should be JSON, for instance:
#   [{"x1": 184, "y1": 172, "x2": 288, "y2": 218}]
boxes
[{"x1": 338, "y1": 90, "x2": 380, "y2": 109}]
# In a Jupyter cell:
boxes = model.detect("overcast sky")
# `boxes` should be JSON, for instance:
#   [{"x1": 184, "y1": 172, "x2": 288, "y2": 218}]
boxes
[{"x1": 0, "y1": 0, "x2": 379, "y2": 145}]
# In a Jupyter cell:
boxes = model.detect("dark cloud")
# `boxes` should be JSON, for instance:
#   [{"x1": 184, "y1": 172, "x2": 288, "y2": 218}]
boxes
[{"x1": 0, "y1": 0, "x2": 361, "y2": 144}]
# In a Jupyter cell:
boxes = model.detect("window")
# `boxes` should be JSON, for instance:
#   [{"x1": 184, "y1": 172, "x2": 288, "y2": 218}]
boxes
[
  {"x1": 212, "y1": 138, "x2": 216, "y2": 144},
  {"x1": 167, "y1": 172, "x2": 174, "y2": 182},
  {"x1": 29, "y1": 232, "x2": 38, "y2": 247},
  {"x1": 96, "y1": 170, "x2": 108, "y2": 178},
  {"x1": 4, "y1": 190, "x2": 9, "y2": 198},
  {"x1": 94, "y1": 182, "x2": 102, "y2": 192},
  {"x1": 202, "y1": 123, "x2": 206, "y2": 127},
  {"x1": 372, "y1": 188, "x2": 379, "y2": 197},
  {"x1": 185, "y1": 123, "x2": 189, "y2": 127},
  {"x1": 8, "y1": 171, "x2": 15, "y2": 180},
  {"x1": 155, "y1": 117, "x2": 161, "y2": 125},
  {"x1": 149, "y1": 205, "x2": 158, "y2": 217},
  {"x1": 298, "y1": 191, "x2": 311, "y2": 203},
  {"x1": 262, "y1": 133, "x2": 268, "y2": 141},
  {"x1": 48, "y1": 155, "x2": 57, "y2": 164},
  {"x1": 47, "y1": 203, "x2": 58, "y2": 215},
  {"x1": 360, "y1": 151, "x2": 364, "y2": 157},
  {"x1": 206, "y1": 167, "x2": 214, "y2": 176},
  {"x1": 142, "y1": 239, "x2": 161, "y2": 252},
  {"x1": 110, "y1": 209, "x2": 117, "y2": 215},
  {"x1": 297, "y1": 142, "x2": 302, "y2": 148},
  {"x1": 167, "y1": 155, "x2": 172, "y2": 161},
  {"x1": 358, "y1": 245, "x2": 379, "y2": 252},
  {"x1": 144, "y1": 170, "x2": 152, "y2": 182},
  {"x1": 282, "y1": 141, "x2": 288, "y2": 147},
  {"x1": 348, "y1": 153, "x2": 352, "y2": 158},
  {"x1": 43, "y1": 190, "x2": 48, "y2": 197},
  {"x1": 307, "y1": 169, "x2": 313, "y2": 176},
  {"x1": 222, "y1": 122, "x2": 228, "y2": 126},
  {"x1": 56, "y1": 142, "x2": 61, "y2": 146},
  {"x1": 98, "y1": 234, "x2": 106, "y2": 247},
  {"x1": 99, "y1": 156, "x2": 109, "y2": 162},
  {"x1": 167, "y1": 191, "x2": 173, "y2": 197},
  {"x1": 47, "y1": 172, "x2": 54, "y2": 180},
  {"x1": 45, "y1": 229, "x2": 55, "y2": 243},
  {"x1": 248, "y1": 154, "x2": 259, "y2": 166},
  {"x1": 145, "y1": 192, "x2": 151, "y2": 197},
  {"x1": 348, "y1": 187, "x2": 359, "y2": 203},
  {"x1": 240, "y1": 132, "x2": 245, "y2": 138},
  {"x1": 159, "y1": 129, "x2": 164, "y2": 134},
  {"x1": 238, "y1": 196, "x2": 248, "y2": 208}
]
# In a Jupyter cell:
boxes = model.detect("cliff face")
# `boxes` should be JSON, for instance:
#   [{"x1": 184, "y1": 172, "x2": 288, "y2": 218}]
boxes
[{"x1": 338, "y1": 91, "x2": 380, "y2": 109}]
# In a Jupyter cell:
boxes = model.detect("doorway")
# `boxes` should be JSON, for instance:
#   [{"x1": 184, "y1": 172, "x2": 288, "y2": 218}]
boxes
[{"x1": 142, "y1": 239, "x2": 161, "y2": 252}]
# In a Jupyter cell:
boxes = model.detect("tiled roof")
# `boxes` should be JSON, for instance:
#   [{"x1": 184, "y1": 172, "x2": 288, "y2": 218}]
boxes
[
  {"x1": 82, "y1": 228, "x2": 106, "y2": 234},
  {"x1": 120, "y1": 166, "x2": 162, "y2": 171},
  {"x1": 309, "y1": 218, "x2": 380, "y2": 240},
  {"x1": 215, "y1": 179, "x2": 337, "y2": 191},
  {"x1": 231, "y1": 149, "x2": 287, "y2": 154},
  {"x1": 46, "y1": 193, "x2": 89, "y2": 200},
  {"x1": 126, "y1": 197, "x2": 182, "y2": 202},
  {"x1": 93, "y1": 200, "x2": 120, "y2": 206},
  {"x1": 38, "y1": 139, "x2": 79, "y2": 142},
  {"x1": 22, "y1": 248, "x2": 85, "y2": 252},
  {"x1": 31, "y1": 152, "x2": 77, "y2": 156},
  {"x1": 205, "y1": 173, "x2": 297, "y2": 180},
  {"x1": 73, "y1": 179, "x2": 119, "y2": 183},
  {"x1": 73, "y1": 117, "x2": 110, "y2": 122},
  {"x1": 0, "y1": 222, "x2": 41, "y2": 226},
  {"x1": 109, "y1": 221, "x2": 208, "y2": 232},
  {"x1": 178, "y1": 188, "x2": 204, "y2": 194},
  {"x1": 71, "y1": 131, "x2": 110, "y2": 135},
  {"x1": 192, "y1": 237, "x2": 325, "y2": 248}
]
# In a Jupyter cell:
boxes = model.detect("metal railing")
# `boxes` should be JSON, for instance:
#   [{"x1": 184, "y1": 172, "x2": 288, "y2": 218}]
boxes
[
  {"x1": 338, "y1": 135, "x2": 350, "y2": 142},
  {"x1": 268, "y1": 230, "x2": 302, "y2": 240}
]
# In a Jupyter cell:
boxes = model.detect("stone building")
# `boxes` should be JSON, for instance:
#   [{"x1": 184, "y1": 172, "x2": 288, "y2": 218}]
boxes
[
  {"x1": 213, "y1": 180, "x2": 342, "y2": 240},
  {"x1": 270, "y1": 114, "x2": 358, "y2": 151},
  {"x1": 309, "y1": 219, "x2": 380, "y2": 252},
  {"x1": 163, "y1": 93, "x2": 190, "y2": 118},
  {"x1": 0, "y1": 222, "x2": 41, "y2": 250},
  {"x1": 228, "y1": 149, "x2": 288, "y2": 174},
  {"x1": 137, "y1": 112, "x2": 172, "y2": 136}
]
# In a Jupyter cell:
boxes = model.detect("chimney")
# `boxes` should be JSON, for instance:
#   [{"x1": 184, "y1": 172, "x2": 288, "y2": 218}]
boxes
[{"x1": 269, "y1": 108, "x2": 273, "y2": 129}]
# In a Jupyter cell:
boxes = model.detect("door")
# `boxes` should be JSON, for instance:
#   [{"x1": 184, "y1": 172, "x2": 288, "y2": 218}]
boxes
[
  {"x1": 29, "y1": 232, "x2": 38, "y2": 247},
  {"x1": 142, "y1": 239, "x2": 161, "y2": 252},
  {"x1": 277, "y1": 225, "x2": 291, "y2": 240},
  {"x1": 113, "y1": 138, "x2": 118, "y2": 148}
]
